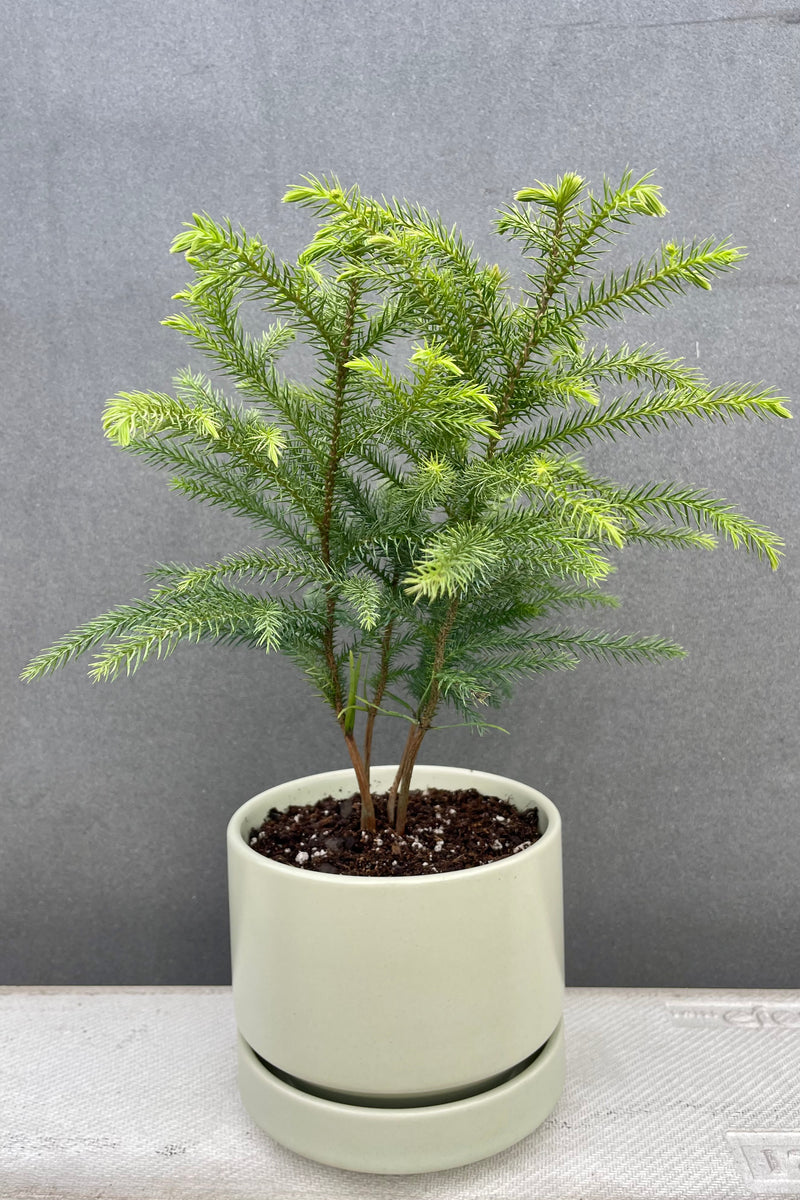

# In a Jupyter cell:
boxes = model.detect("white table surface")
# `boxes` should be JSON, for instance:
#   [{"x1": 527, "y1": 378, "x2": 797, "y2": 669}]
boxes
[{"x1": 2, "y1": 986, "x2": 799, "y2": 1199}]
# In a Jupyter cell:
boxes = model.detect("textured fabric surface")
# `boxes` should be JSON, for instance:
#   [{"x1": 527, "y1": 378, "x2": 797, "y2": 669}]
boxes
[{"x1": 2, "y1": 987, "x2": 799, "y2": 1198}]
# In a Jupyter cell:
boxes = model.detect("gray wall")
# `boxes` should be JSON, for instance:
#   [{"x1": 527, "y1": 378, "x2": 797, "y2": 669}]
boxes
[{"x1": 3, "y1": 0, "x2": 798, "y2": 987}]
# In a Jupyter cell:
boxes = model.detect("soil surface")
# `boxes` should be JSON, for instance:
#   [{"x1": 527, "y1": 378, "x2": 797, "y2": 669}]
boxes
[{"x1": 247, "y1": 786, "x2": 541, "y2": 877}]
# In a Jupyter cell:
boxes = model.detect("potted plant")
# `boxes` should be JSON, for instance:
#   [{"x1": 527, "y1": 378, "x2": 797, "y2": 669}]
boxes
[{"x1": 22, "y1": 171, "x2": 789, "y2": 1174}]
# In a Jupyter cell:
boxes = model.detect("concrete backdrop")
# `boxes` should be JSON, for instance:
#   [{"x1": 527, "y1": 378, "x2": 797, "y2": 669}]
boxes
[{"x1": 3, "y1": 0, "x2": 798, "y2": 986}]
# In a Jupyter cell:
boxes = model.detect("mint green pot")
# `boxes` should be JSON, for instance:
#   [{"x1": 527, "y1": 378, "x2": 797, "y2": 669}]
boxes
[{"x1": 227, "y1": 765, "x2": 565, "y2": 1174}]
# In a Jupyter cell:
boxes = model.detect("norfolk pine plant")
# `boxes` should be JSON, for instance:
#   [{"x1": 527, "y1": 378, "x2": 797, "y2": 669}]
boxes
[{"x1": 23, "y1": 170, "x2": 790, "y2": 842}]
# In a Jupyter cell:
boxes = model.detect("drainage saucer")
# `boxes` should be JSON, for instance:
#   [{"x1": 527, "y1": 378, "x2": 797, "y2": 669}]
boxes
[{"x1": 237, "y1": 1018, "x2": 565, "y2": 1175}]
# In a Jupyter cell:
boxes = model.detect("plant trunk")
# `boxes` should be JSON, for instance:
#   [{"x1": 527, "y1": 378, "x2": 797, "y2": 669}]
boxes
[
  {"x1": 363, "y1": 619, "x2": 394, "y2": 782},
  {"x1": 394, "y1": 726, "x2": 426, "y2": 835},
  {"x1": 387, "y1": 597, "x2": 460, "y2": 833},
  {"x1": 343, "y1": 731, "x2": 375, "y2": 832},
  {"x1": 387, "y1": 721, "x2": 427, "y2": 834}
]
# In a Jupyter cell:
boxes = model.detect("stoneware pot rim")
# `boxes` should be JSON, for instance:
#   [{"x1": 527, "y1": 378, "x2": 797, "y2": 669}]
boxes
[{"x1": 227, "y1": 763, "x2": 561, "y2": 885}]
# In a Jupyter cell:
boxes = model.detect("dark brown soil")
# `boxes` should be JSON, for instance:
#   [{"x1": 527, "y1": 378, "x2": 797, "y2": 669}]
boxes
[{"x1": 247, "y1": 787, "x2": 541, "y2": 877}]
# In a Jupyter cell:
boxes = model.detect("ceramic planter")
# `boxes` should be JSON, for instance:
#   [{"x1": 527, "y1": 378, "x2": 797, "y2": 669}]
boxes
[{"x1": 227, "y1": 764, "x2": 565, "y2": 1174}]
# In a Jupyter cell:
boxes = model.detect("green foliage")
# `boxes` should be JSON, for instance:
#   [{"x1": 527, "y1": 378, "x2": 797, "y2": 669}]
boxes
[{"x1": 23, "y1": 169, "x2": 790, "y2": 773}]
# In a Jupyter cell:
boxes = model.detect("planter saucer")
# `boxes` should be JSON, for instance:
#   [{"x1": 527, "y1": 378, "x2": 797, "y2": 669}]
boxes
[{"x1": 237, "y1": 1018, "x2": 565, "y2": 1175}]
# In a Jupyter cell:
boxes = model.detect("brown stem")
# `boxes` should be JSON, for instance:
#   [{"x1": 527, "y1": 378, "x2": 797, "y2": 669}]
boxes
[
  {"x1": 312, "y1": 278, "x2": 375, "y2": 831},
  {"x1": 363, "y1": 619, "x2": 394, "y2": 780},
  {"x1": 344, "y1": 731, "x2": 375, "y2": 832},
  {"x1": 393, "y1": 725, "x2": 426, "y2": 835},
  {"x1": 489, "y1": 211, "x2": 566, "y2": 456},
  {"x1": 389, "y1": 596, "x2": 460, "y2": 834},
  {"x1": 319, "y1": 278, "x2": 359, "y2": 741},
  {"x1": 386, "y1": 720, "x2": 417, "y2": 826},
  {"x1": 322, "y1": 599, "x2": 341, "y2": 715}
]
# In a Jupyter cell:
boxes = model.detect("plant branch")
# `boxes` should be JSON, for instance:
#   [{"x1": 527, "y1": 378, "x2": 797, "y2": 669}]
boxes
[
  {"x1": 363, "y1": 618, "x2": 395, "y2": 779},
  {"x1": 321, "y1": 277, "x2": 360, "y2": 716},
  {"x1": 490, "y1": 208, "x2": 567, "y2": 449},
  {"x1": 389, "y1": 596, "x2": 461, "y2": 833}
]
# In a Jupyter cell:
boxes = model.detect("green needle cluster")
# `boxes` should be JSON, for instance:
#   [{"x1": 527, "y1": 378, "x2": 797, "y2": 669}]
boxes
[{"x1": 22, "y1": 170, "x2": 790, "y2": 834}]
